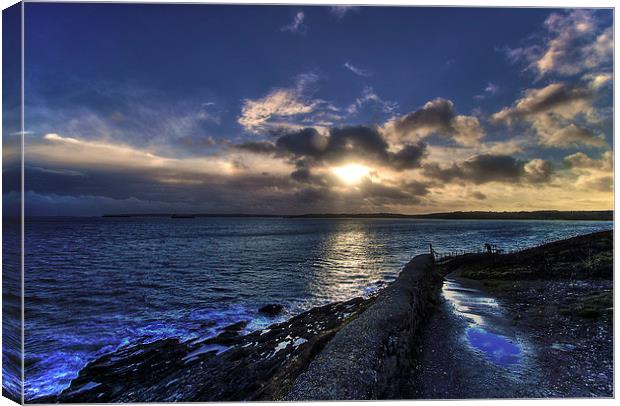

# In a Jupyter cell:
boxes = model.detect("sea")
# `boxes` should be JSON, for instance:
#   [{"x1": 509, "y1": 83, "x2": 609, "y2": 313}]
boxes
[{"x1": 2, "y1": 216, "x2": 613, "y2": 400}]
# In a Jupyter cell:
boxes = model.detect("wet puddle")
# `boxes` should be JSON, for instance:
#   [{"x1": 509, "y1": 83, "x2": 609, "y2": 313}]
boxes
[{"x1": 443, "y1": 278, "x2": 522, "y2": 367}]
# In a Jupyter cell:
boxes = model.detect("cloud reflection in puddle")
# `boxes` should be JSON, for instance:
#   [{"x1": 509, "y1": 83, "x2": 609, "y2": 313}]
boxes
[
  {"x1": 466, "y1": 327, "x2": 521, "y2": 366},
  {"x1": 443, "y1": 279, "x2": 523, "y2": 367}
]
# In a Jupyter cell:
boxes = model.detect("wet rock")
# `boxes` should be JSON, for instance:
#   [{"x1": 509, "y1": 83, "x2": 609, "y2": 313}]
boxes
[
  {"x1": 39, "y1": 296, "x2": 376, "y2": 403},
  {"x1": 222, "y1": 320, "x2": 248, "y2": 332},
  {"x1": 204, "y1": 320, "x2": 250, "y2": 345},
  {"x1": 46, "y1": 338, "x2": 191, "y2": 403},
  {"x1": 259, "y1": 304, "x2": 284, "y2": 316},
  {"x1": 208, "y1": 331, "x2": 241, "y2": 346}
]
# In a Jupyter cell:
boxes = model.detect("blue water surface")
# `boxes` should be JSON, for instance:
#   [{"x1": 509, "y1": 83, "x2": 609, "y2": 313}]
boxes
[
  {"x1": 22, "y1": 217, "x2": 612, "y2": 399},
  {"x1": 466, "y1": 327, "x2": 521, "y2": 366}
]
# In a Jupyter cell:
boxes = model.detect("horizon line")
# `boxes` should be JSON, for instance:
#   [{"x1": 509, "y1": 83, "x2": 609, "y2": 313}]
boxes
[{"x1": 9, "y1": 209, "x2": 614, "y2": 219}]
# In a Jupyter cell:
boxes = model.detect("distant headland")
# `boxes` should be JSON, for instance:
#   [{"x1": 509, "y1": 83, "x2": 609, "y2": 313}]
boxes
[{"x1": 101, "y1": 210, "x2": 613, "y2": 221}]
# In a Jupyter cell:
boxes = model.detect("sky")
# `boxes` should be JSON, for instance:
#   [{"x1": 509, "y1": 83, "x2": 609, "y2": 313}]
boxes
[{"x1": 2, "y1": 4, "x2": 614, "y2": 216}]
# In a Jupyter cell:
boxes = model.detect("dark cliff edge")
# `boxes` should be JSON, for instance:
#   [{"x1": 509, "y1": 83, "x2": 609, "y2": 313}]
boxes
[
  {"x1": 437, "y1": 230, "x2": 613, "y2": 280},
  {"x1": 285, "y1": 254, "x2": 442, "y2": 400},
  {"x1": 33, "y1": 254, "x2": 442, "y2": 403}
]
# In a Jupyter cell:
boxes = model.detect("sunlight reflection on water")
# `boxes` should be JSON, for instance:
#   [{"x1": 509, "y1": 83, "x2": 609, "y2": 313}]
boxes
[{"x1": 309, "y1": 223, "x2": 393, "y2": 303}]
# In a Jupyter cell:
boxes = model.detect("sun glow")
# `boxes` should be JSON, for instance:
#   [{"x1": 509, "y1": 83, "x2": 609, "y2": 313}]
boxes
[{"x1": 332, "y1": 163, "x2": 370, "y2": 185}]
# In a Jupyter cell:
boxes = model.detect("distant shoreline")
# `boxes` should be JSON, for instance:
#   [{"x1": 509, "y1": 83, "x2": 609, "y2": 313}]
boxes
[{"x1": 96, "y1": 210, "x2": 613, "y2": 221}]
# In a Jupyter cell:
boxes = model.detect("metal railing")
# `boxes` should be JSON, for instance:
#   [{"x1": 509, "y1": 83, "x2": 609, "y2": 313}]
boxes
[
  {"x1": 431, "y1": 236, "x2": 572, "y2": 263},
  {"x1": 432, "y1": 244, "x2": 503, "y2": 261}
]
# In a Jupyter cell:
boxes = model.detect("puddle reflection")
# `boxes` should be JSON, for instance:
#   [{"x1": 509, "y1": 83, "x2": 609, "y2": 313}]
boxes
[
  {"x1": 466, "y1": 328, "x2": 521, "y2": 366},
  {"x1": 443, "y1": 279, "x2": 523, "y2": 367}
]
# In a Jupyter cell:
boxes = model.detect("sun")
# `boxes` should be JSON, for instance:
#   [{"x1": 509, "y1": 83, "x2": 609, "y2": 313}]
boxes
[{"x1": 332, "y1": 163, "x2": 370, "y2": 185}]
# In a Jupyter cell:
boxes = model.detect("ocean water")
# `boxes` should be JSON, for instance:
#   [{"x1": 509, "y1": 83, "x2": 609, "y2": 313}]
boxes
[
  {"x1": 20, "y1": 217, "x2": 612, "y2": 399},
  {"x1": 2, "y1": 218, "x2": 22, "y2": 402}
]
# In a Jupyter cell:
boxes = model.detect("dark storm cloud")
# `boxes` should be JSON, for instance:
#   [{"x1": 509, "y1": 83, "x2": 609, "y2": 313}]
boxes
[
  {"x1": 422, "y1": 154, "x2": 554, "y2": 185},
  {"x1": 458, "y1": 155, "x2": 524, "y2": 182},
  {"x1": 235, "y1": 140, "x2": 279, "y2": 154},
  {"x1": 492, "y1": 83, "x2": 594, "y2": 123},
  {"x1": 235, "y1": 126, "x2": 428, "y2": 171},
  {"x1": 291, "y1": 179, "x2": 429, "y2": 208},
  {"x1": 404, "y1": 180, "x2": 432, "y2": 197},
  {"x1": 231, "y1": 124, "x2": 434, "y2": 207},
  {"x1": 521, "y1": 85, "x2": 592, "y2": 116},
  {"x1": 18, "y1": 164, "x2": 301, "y2": 212},
  {"x1": 360, "y1": 180, "x2": 420, "y2": 203},
  {"x1": 276, "y1": 127, "x2": 330, "y2": 158},
  {"x1": 388, "y1": 98, "x2": 485, "y2": 146},
  {"x1": 20, "y1": 160, "x2": 418, "y2": 216},
  {"x1": 393, "y1": 98, "x2": 454, "y2": 135},
  {"x1": 471, "y1": 191, "x2": 487, "y2": 200},
  {"x1": 289, "y1": 167, "x2": 329, "y2": 186},
  {"x1": 290, "y1": 168, "x2": 313, "y2": 183},
  {"x1": 293, "y1": 187, "x2": 330, "y2": 204},
  {"x1": 390, "y1": 144, "x2": 428, "y2": 171}
]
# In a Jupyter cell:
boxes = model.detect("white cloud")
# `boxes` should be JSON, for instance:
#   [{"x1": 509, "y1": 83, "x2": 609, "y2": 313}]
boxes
[
  {"x1": 523, "y1": 158, "x2": 553, "y2": 182},
  {"x1": 24, "y1": 86, "x2": 229, "y2": 157},
  {"x1": 583, "y1": 72, "x2": 613, "y2": 89},
  {"x1": 32, "y1": 133, "x2": 291, "y2": 178},
  {"x1": 196, "y1": 102, "x2": 223, "y2": 124},
  {"x1": 441, "y1": 59, "x2": 455, "y2": 71},
  {"x1": 474, "y1": 82, "x2": 499, "y2": 99},
  {"x1": 281, "y1": 11, "x2": 306, "y2": 34},
  {"x1": 492, "y1": 82, "x2": 606, "y2": 148},
  {"x1": 564, "y1": 150, "x2": 613, "y2": 192},
  {"x1": 346, "y1": 86, "x2": 398, "y2": 116},
  {"x1": 564, "y1": 150, "x2": 612, "y2": 171},
  {"x1": 485, "y1": 83, "x2": 499, "y2": 94},
  {"x1": 330, "y1": 6, "x2": 359, "y2": 20},
  {"x1": 238, "y1": 73, "x2": 340, "y2": 133},
  {"x1": 451, "y1": 115, "x2": 485, "y2": 147},
  {"x1": 343, "y1": 61, "x2": 372, "y2": 77},
  {"x1": 503, "y1": 10, "x2": 613, "y2": 78},
  {"x1": 239, "y1": 89, "x2": 318, "y2": 133},
  {"x1": 539, "y1": 123, "x2": 606, "y2": 148}
]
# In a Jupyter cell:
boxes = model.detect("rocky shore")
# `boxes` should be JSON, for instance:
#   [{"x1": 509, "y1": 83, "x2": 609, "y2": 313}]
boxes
[
  {"x1": 35, "y1": 297, "x2": 374, "y2": 403},
  {"x1": 33, "y1": 255, "x2": 441, "y2": 402}
]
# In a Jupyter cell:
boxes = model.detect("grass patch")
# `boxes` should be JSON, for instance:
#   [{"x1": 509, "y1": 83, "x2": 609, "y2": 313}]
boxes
[{"x1": 559, "y1": 291, "x2": 613, "y2": 319}]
